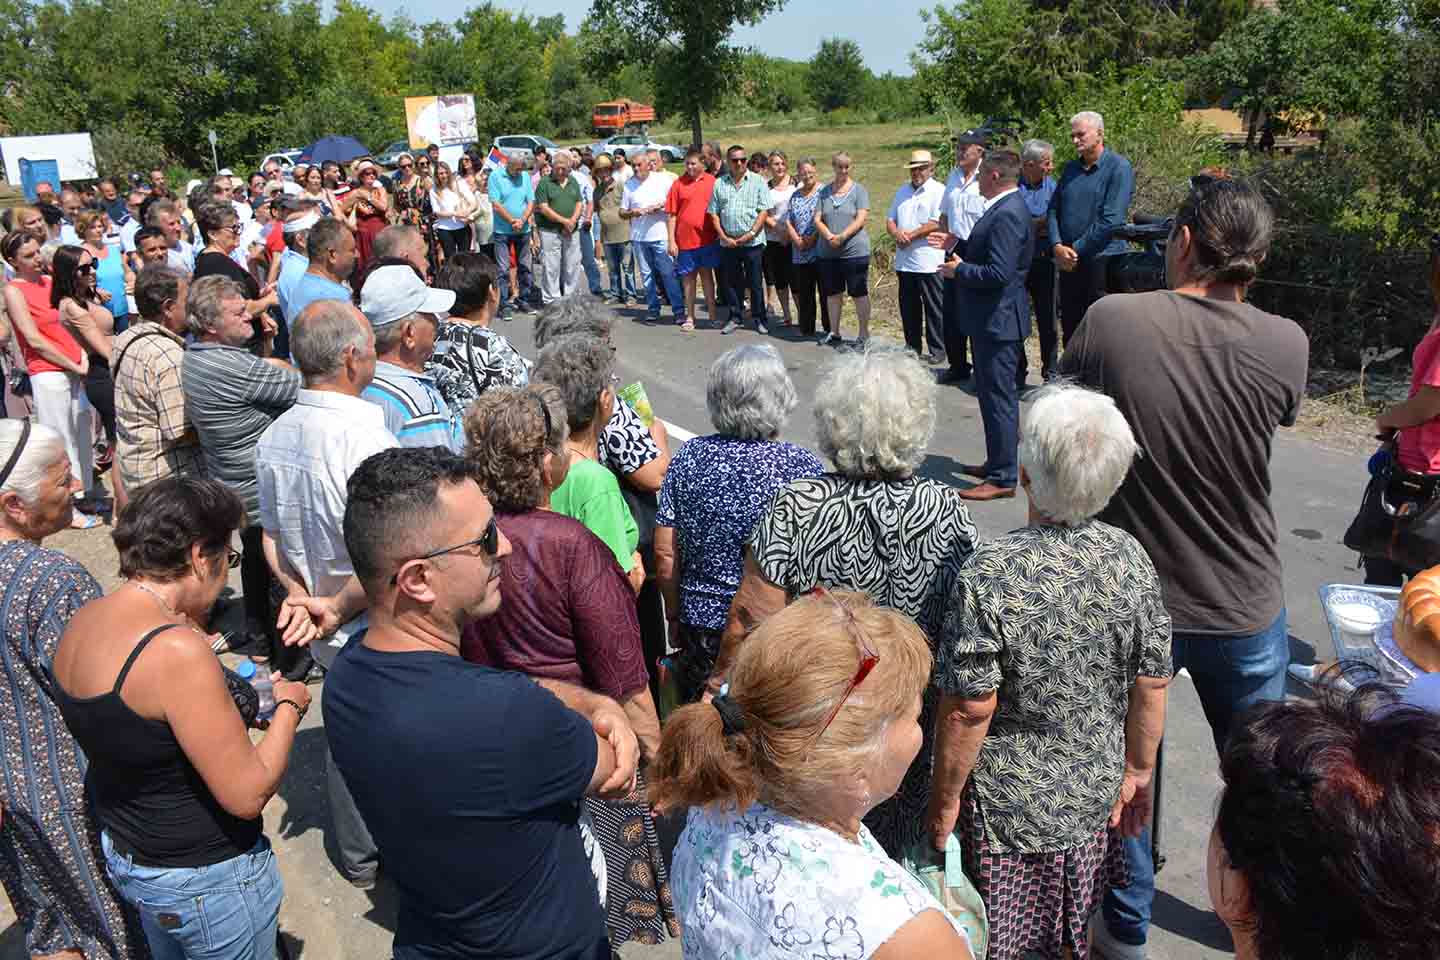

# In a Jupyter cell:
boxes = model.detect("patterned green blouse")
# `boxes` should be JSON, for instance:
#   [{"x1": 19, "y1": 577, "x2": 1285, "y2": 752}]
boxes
[{"x1": 937, "y1": 520, "x2": 1173, "y2": 853}]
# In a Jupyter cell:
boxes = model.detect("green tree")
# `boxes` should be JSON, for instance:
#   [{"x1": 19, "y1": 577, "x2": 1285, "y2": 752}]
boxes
[
  {"x1": 579, "y1": 0, "x2": 788, "y2": 147},
  {"x1": 807, "y1": 37, "x2": 868, "y2": 113}
]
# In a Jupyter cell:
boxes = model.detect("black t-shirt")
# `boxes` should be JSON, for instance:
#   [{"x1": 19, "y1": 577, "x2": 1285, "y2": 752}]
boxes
[
  {"x1": 1059, "y1": 291, "x2": 1309, "y2": 635},
  {"x1": 192, "y1": 250, "x2": 261, "y2": 301},
  {"x1": 323, "y1": 640, "x2": 608, "y2": 960}
]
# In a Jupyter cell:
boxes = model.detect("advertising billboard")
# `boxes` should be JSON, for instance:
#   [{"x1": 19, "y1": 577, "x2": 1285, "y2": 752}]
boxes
[{"x1": 404, "y1": 94, "x2": 478, "y2": 149}]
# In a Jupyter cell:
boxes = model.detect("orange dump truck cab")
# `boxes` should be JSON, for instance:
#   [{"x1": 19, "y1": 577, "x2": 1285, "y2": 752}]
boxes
[{"x1": 593, "y1": 100, "x2": 656, "y2": 133}]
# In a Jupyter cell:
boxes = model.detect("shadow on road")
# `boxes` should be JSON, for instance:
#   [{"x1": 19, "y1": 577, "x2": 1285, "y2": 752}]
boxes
[{"x1": 1152, "y1": 889, "x2": 1233, "y2": 952}]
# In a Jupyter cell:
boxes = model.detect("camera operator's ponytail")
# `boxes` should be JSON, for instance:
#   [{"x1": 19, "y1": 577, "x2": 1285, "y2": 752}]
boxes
[{"x1": 1177, "y1": 179, "x2": 1273, "y2": 288}]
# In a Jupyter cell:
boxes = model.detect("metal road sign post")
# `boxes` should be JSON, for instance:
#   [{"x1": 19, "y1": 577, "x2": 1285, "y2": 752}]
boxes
[{"x1": 208, "y1": 129, "x2": 219, "y2": 173}]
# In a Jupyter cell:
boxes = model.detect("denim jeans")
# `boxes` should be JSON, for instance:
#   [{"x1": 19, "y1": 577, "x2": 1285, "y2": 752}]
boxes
[
  {"x1": 579, "y1": 223, "x2": 603, "y2": 295},
  {"x1": 633, "y1": 240, "x2": 687, "y2": 323},
  {"x1": 1102, "y1": 609, "x2": 1289, "y2": 946},
  {"x1": 493, "y1": 232, "x2": 534, "y2": 309},
  {"x1": 103, "y1": 832, "x2": 283, "y2": 960},
  {"x1": 604, "y1": 242, "x2": 636, "y2": 301}
]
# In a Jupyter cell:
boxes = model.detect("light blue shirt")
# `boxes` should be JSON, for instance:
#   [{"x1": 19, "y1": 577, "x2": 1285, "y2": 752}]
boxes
[
  {"x1": 706, "y1": 171, "x2": 770, "y2": 246},
  {"x1": 362, "y1": 360, "x2": 463, "y2": 453},
  {"x1": 284, "y1": 271, "x2": 351, "y2": 329},
  {"x1": 275, "y1": 249, "x2": 310, "y2": 325},
  {"x1": 488, "y1": 170, "x2": 534, "y2": 237}
]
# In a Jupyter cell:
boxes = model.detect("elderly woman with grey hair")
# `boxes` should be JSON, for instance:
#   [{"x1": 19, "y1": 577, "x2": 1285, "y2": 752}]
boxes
[
  {"x1": 0, "y1": 420, "x2": 148, "y2": 958},
  {"x1": 654, "y1": 344, "x2": 823, "y2": 700},
  {"x1": 533, "y1": 296, "x2": 672, "y2": 493},
  {"x1": 708, "y1": 344, "x2": 978, "y2": 857},
  {"x1": 926, "y1": 384, "x2": 1172, "y2": 960}
]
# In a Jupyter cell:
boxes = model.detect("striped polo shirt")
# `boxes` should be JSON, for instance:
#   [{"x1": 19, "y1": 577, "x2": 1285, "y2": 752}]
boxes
[{"x1": 361, "y1": 360, "x2": 464, "y2": 453}]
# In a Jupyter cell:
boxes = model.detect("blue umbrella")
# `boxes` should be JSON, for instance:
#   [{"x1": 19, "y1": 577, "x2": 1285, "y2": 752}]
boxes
[{"x1": 301, "y1": 135, "x2": 371, "y2": 165}]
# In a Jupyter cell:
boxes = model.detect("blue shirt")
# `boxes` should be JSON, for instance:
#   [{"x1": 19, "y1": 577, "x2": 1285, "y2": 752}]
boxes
[
  {"x1": 275, "y1": 250, "x2": 313, "y2": 325},
  {"x1": 1046, "y1": 149, "x2": 1135, "y2": 260},
  {"x1": 488, "y1": 171, "x2": 534, "y2": 237},
  {"x1": 656, "y1": 435, "x2": 825, "y2": 631},
  {"x1": 362, "y1": 360, "x2": 464, "y2": 453},
  {"x1": 1018, "y1": 175, "x2": 1056, "y2": 262},
  {"x1": 323, "y1": 642, "x2": 609, "y2": 960}
]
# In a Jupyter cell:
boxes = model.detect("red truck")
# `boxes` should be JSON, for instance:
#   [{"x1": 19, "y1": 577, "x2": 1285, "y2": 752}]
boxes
[{"x1": 592, "y1": 100, "x2": 656, "y2": 134}]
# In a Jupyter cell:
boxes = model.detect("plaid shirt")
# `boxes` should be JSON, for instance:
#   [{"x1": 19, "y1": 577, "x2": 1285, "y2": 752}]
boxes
[{"x1": 113, "y1": 321, "x2": 201, "y2": 489}]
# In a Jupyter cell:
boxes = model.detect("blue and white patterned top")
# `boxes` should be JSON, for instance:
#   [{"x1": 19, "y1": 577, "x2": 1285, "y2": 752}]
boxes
[
  {"x1": 784, "y1": 188, "x2": 824, "y2": 265},
  {"x1": 656, "y1": 436, "x2": 824, "y2": 632},
  {"x1": 672, "y1": 804, "x2": 973, "y2": 960}
]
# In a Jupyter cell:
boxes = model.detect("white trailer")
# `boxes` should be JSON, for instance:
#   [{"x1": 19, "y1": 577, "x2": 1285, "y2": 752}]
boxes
[{"x1": 0, "y1": 132, "x2": 98, "y2": 184}]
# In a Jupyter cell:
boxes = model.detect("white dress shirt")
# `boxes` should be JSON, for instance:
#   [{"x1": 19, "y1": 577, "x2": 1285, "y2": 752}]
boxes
[
  {"x1": 888, "y1": 177, "x2": 945, "y2": 273},
  {"x1": 982, "y1": 186, "x2": 1020, "y2": 213},
  {"x1": 256, "y1": 389, "x2": 397, "y2": 664},
  {"x1": 942, "y1": 167, "x2": 985, "y2": 240}
]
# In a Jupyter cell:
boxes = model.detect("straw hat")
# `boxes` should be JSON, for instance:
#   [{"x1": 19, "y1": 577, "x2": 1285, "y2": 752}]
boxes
[{"x1": 905, "y1": 149, "x2": 934, "y2": 168}]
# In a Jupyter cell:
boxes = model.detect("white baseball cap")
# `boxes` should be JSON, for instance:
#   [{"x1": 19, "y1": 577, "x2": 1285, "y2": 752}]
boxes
[{"x1": 360, "y1": 264, "x2": 456, "y2": 328}]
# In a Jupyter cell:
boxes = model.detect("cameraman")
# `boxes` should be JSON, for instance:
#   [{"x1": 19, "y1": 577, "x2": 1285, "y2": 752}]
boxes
[
  {"x1": 1059, "y1": 178, "x2": 1309, "y2": 960},
  {"x1": 1367, "y1": 233, "x2": 1440, "y2": 584}
]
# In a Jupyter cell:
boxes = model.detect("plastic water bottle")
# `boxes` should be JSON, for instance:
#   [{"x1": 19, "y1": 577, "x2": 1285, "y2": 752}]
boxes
[{"x1": 234, "y1": 659, "x2": 276, "y2": 722}]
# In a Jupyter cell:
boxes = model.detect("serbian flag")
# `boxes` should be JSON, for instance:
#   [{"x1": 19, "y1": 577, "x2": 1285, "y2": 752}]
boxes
[{"x1": 484, "y1": 146, "x2": 506, "y2": 171}]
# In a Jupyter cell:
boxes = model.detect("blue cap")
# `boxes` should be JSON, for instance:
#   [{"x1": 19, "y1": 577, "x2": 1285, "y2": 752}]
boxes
[{"x1": 234, "y1": 659, "x2": 257, "y2": 679}]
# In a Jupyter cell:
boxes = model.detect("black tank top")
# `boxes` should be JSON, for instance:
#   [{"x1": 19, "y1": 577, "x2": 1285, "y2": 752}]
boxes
[{"x1": 54, "y1": 624, "x2": 262, "y2": 867}]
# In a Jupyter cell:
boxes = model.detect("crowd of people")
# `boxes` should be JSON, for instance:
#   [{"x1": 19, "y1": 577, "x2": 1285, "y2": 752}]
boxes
[{"x1": 0, "y1": 107, "x2": 1435, "y2": 960}]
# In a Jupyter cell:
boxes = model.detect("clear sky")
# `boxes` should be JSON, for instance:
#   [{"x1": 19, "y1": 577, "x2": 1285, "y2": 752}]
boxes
[{"x1": 363, "y1": 0, "x2": 935, "y2": 76}]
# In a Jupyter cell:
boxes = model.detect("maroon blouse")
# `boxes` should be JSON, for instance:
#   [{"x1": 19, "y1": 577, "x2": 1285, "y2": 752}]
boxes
[{"x1": 461, "y1": 509, "x2": 648, "y2": 700}]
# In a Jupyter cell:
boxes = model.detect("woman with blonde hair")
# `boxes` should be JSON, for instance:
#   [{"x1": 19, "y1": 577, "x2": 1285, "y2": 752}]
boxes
[{"x1": 656, "y1": 591, "x2": 978, "y2": 960}]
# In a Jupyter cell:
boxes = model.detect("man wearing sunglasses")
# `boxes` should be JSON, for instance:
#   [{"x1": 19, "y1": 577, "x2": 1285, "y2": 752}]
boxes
[
  {"x1": 255, "y1": 297, "x2": 396, "y2": 889},
  {"x1": 326, "y1": 446, "x2": 640, "y2": 960}
]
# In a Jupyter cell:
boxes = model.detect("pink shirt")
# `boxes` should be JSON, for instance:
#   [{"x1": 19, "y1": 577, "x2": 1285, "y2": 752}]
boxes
[{"x1": 1398, "y1": 327, "x2": 1440, "y2": 473}]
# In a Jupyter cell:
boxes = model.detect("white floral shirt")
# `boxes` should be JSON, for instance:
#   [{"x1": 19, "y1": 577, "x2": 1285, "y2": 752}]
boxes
[{"x1": 673, "y1": 803, "x2": 972, "y2": 960}]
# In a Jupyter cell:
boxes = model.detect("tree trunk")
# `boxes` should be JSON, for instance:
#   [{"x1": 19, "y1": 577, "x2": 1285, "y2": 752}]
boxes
[{"x1": 689, "y1": 108, "x2": 703, "y2": 151}]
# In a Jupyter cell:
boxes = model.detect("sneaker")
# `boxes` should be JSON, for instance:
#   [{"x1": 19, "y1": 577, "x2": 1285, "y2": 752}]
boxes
[
  {"x1": 499, "y1": 308, "x2": 513, "y2": 322},
  {"x1": 816, "y1": 332, "x2": 831, "y2": 345},
  {"x1": 755, "y1": 318, "x2": 770, "y2": 335},
  {"x1": 1089, "y1": 916, "x2": 1148, "y2": 960},
  {"x1": 825, "y1": 333, "x2": 844, "y2": 347},
  {"x1": 851, "y1": 337, "x2": 868, "y2": 352},
  {"x1": 722, "y1": 320, "x2": 739, "y2": 335},
  {"x1": 70, "y1": 511, "x2": 103, "y2": 530}
]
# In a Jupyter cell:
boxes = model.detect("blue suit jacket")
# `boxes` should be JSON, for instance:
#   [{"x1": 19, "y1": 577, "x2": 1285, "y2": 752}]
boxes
[{"x1": 953, "y1": 190, "x2": 1034, "y2": 342}]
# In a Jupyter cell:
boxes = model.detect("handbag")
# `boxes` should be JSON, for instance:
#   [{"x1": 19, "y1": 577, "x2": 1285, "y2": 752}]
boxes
[{"x1": 1344, "y1": 443, "x2": 1440, "y2": 569}]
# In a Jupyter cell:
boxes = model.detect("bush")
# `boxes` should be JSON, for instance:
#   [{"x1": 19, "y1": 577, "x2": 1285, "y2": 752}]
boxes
[{"x1": 92, "y1": 125, "x2": 170, "y2": 182}]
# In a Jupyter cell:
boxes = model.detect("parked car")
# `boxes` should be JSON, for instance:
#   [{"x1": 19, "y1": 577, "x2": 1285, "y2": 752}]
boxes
[
  {"x1": 375, "y1": 140, "x2": 412, "y2": 169},
  {"x1": 259, "y1": 149, "x2": 303, "y2": 173},
  {"x1": 493, "y1": 134, "x2": 562, "y2": 164},
  {"x1": 588, "y1": 133, "x2": 683, "y2": 164}
]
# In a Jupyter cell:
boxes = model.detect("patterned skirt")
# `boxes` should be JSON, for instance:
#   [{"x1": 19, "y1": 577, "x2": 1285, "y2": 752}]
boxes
[
  {"x1": 959, "y1": 790, "x2": 1128, "y2": 960},
  {"x1": 0, "y1": 803, "x2": 149, "y2": 958},
  {"x1": 583, "y1": 772, "x2": 680, "y2": 947}
]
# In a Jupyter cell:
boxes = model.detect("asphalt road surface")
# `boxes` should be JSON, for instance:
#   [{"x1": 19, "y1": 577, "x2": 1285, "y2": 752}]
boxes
[{"x1": 0, "y1": 298, "x2": 1364, "y2": 960}]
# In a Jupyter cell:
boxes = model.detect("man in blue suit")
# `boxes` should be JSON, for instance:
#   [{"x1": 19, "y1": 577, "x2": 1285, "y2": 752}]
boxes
[{"x1": 941, "y1": 149, "x2": 1034, "y2": 501}]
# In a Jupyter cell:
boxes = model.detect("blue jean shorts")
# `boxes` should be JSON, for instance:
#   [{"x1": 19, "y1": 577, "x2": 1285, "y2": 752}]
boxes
[
  {"x1": 103, "y1": 832, "x2": 283, "y2": 960},
  {"x1": 675, "y1": 242, "x2": 720, "y2": 276}
]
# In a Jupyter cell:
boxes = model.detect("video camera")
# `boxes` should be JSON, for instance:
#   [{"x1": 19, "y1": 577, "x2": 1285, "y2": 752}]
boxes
[{"x1": 1106, "y1": 215, "x2": 1173, "y2": 294}]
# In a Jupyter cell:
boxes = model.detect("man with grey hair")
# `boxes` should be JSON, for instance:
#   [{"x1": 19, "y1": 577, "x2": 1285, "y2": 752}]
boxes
[
  {"x1": 146, "y1": 198, "x2": 195, "y2": 273},
  {"x1": 1017, "y1": 139, "x2": 1058, "y2": 385},
  {"x1": 358, "y1": 264, "x2": 462, "y2": 452},
  {"x1": 181, "y1": 274, "x2": 305, "y2": 677},
  {"x1": 535, "y1": 151, "x2": 585, "y2": 304},
  {"x1": 1047, "y1": 110, "x2": 1134, "y2": 346},
  {"x1": 256, "y1": 298, "x2": 396, "y2": 888}
]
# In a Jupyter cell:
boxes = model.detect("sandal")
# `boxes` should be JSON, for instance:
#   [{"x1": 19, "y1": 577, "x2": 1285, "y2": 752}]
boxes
[
  {"x1": 679, "y1": 321, "x2": 695, "y2": 332},
  {"x1": 70, "y1": 512, "x2": 103, "y2": 530}
]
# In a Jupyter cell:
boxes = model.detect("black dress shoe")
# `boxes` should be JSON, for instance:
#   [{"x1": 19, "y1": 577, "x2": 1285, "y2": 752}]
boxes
[{"x1": 936, "y1": 368, "x2": 972, "y2": 385}]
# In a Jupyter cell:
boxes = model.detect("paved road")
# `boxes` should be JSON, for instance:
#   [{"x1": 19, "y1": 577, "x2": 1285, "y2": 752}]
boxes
[{"x1": 0, "y1": 300, "x2": 1363, "y2": 960}]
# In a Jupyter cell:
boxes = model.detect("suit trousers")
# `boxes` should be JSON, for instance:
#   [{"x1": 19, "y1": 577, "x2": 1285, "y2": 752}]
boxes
[
  {"x1": 941, "y1": 275, "x2": 971, "y2": 375},
  {"x1": 972, "y1": 335, "x2": 1022, "y2": 488},
  {"x1": 1016, "y1": 258, "x2": 1058, "y2": 384},
  {"x1": 1057, "y1": 254, "x2": 1111, "y2": 345},
  {"x1": 720, "y1": 244, "x2": 768, "y2": 327},
  {"x1": 790, "y1": 261, "x2": 830, "y2": 336},
  {"x1": 897, "y1": 271, "x2": 945, "y2": 358}
]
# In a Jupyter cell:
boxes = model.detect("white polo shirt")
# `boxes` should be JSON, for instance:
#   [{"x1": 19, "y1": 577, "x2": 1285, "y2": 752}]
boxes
[
  {"x1": 942, "y1": 167, "x2": 985, "y2": 241},
  {"x1": 888, "y1": 177, "x2": 945, "y2": 273},
  {"x1": 621, "y1": 173, "x2": 670, "y2": 244}
]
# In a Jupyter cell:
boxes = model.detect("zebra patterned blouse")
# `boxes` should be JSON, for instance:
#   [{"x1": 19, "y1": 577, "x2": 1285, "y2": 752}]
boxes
[
  {"x1": 748, "y1": 473, "x2": 979, "y2": 856},
  {"x1": 936, "y1": 520, "x2": 1173, "y2": 852}
]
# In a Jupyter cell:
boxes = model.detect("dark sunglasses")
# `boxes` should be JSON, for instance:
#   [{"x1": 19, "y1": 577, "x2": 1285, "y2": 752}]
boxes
[
  {"x1": 226, "y1": 547, "x2": 242, "y2": 569},
  {"x1": 807, "y1": 585, "x2": 880, "y2": 743},
  {"x1": 398, "y1": 163, "x2": 413, "y2": 169},
  {"x1": 390, "y1": 516, "x2": 499, "y2": 584},
  {"x1": 75, "y1": 262, "x2": 95, "y2": 273},
  {"x1": 728, "y1": 157, "x2": 746, "y2": 164}
]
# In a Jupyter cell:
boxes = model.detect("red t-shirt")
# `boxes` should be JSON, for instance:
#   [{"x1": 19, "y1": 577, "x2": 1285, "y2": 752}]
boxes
[
  {"x1": 460, "y1": 509, "x2": 649, "y2": 700},
  {"x1": 266, "y1": 223, "x2": 287, "y2": 257},
  {"x1": 1398, "y1": 328, "x2": 1440, "y2": 473},
  {"x1": 666, "y1": 172, "x2": 718, "y2": 251}
]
